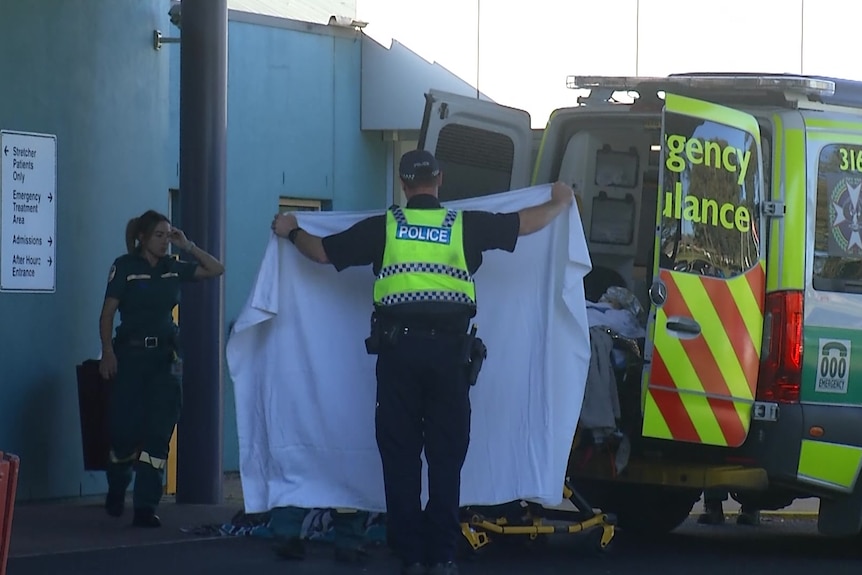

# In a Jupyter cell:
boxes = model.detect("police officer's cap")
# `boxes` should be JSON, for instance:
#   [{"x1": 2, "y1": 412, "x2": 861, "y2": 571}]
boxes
[{"x1": 399, "y1": 149, "x2": 440, "y2": 182}]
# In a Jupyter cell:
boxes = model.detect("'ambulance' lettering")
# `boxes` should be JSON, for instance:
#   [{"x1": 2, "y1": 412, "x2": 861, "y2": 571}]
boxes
[
  {"x1": 663, "y1": 182, "x2": 751, "y2": 233},
  {"x1": 396, "y1": 224, "x2": 451, "y2": 245}
]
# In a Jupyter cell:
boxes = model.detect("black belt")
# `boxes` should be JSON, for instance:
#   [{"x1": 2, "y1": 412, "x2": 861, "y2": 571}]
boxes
[
  {"x1": 395, "y1": 324, "x2": 465, "y2": 337},
  {"x1": 120, "y1": 336, "x2": 174, "y2": 349}
]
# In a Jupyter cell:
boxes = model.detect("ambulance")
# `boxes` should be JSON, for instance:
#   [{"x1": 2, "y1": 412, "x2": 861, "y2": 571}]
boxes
[{"x1": 418, "y1": 73, "x2": 862, "y2": 538}]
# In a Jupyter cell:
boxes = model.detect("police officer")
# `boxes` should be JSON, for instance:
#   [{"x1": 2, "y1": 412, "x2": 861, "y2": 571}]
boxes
[
  {"x1": 99, "y1": 209, "x2": 225, "y2": 527},
  {"x1": 272, "y1": 150, "x2": 573, "y2": 575}
]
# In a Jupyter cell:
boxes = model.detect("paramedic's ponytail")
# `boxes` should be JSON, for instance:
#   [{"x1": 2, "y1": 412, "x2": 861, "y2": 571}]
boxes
[
  {"x1": 124, "y1": 210, "x2": 170, "y2": 254},
  {"x1": 125, "y1": 218, "x2": 140, "y2": 254}
]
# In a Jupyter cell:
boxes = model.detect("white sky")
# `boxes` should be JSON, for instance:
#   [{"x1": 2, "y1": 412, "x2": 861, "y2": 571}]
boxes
[{"x1": 356, "y1": 0, "x2": 862, "y2": 127}]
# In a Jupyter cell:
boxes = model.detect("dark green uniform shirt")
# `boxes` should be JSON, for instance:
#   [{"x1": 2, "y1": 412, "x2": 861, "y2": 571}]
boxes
[{"x1": 104, "y1": 252, "x2": 199, "y2": 341}]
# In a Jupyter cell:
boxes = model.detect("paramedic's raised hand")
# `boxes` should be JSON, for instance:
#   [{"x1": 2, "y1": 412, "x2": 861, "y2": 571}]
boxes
[
  {"x1": 551, "y1": 181, "x2": 574, "y2": 207},
  {"x1": 272, "y1": 212, "x2": 298, "y2": 238}
]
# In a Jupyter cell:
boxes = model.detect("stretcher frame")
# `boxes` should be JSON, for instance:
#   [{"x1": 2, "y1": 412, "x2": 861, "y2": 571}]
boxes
[
  {"x1": 458, "y1": 481, "x2": 617, "y2": 554},
  {"x1": 457, "y1": 326, "x2": 641, "y2": 555}
]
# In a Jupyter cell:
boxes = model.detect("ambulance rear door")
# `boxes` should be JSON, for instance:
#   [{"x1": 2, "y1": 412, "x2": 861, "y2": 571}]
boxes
[
  {"x1": 643, "y1": 93, "x2": 767, "y2": 448},
  {"x1": 418, "y1": 90, "x2": 533, "y2": 201}
]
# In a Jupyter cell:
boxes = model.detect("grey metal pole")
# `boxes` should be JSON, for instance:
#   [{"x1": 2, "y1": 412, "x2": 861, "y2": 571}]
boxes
[{"x1": 176, "y1": 0, "x2": 227, "y2": 505}]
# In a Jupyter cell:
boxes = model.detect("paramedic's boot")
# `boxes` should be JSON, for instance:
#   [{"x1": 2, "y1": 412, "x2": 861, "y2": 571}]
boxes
[
  {"x1": 736, "y1": 507, "x2": 761, "y2": 526},
  {"x1": 132, "y1": 508, "x2": 162, "y2": 528},
  {"x1": 697, "y1": 500, "x2": 725, "y2": 525},
  {"x1": 332, "y1": 509, "x2": 370, "y2": 564},
  {"x1": 104, "y1": 490, "x2": 125, "y2": 517}
]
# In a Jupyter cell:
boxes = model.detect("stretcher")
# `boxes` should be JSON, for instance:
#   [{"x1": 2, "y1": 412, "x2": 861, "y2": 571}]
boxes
[
  {"x1": 458, "y1": 481, "x2": 617, "y2": 556},
  {"x1": 456, "y1": 324, "x2": 646, "y2": 556}
]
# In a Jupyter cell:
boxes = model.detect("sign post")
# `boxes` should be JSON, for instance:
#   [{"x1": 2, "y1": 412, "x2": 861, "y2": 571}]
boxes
[{"x1": 0, "y1": 130, "x2": 57, "y2": 293}]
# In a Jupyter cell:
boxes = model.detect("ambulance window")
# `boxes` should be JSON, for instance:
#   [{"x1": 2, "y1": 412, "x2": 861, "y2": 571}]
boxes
[
  {"x1": 813, "y1": 144, "x2": 862, "y2": 291},
  {"x1": 434, "y1": 124, "x2": 515, "y2": 201},
  {"x1": 657, "y1": 114, "x2": 761, "y2": 278}
]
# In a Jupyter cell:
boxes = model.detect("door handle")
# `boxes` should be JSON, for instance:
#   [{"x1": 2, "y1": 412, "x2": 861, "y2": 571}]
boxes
[{"x1": 665, "y1": 316, "x2": 701, "y2": 339}]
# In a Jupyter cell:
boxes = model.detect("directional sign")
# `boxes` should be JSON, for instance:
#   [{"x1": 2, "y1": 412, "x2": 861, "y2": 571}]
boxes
[{"x1": 1, "y1": 130, "x2": 57, "y2": 293}]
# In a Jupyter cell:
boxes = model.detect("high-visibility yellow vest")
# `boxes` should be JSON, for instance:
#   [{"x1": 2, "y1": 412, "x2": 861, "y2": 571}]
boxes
[{"x1": 373, "y1": 206, "x2": 476, "y2": 309}]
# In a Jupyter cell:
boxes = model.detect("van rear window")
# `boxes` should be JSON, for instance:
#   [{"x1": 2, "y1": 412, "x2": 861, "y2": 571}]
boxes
[
  {"x1": 813, "y1": 144, "x2": 862, "y2": 292},
  {"x1": 434, "y1": 124, "x2": 515, "y2": 201},
  {"x1": 657, "y1": 113, "x2": 761, "y2": 278}
]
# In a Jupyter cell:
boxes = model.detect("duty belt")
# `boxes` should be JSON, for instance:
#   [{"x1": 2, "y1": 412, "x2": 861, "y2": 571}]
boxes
[{"x1": 120, "y1": 336, "x2": 174, "y2": 349}]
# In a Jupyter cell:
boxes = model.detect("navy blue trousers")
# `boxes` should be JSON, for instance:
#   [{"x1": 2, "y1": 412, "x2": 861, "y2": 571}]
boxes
[{"x1": 374, "y1": 331, "x2": 471, "y2": 565}]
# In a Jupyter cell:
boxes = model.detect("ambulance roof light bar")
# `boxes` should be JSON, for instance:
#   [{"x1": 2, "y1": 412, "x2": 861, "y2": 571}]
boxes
[{"x1": 565, "y1": 74, "x2": 837, "y2": 100}]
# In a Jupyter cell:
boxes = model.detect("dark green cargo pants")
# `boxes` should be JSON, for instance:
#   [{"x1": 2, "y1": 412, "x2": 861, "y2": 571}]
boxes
[{"x1": 106, "y1": 346, "x2": 182, "y2": 512}]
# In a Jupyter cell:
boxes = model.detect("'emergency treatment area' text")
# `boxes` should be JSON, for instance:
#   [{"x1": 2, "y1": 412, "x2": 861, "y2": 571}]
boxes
[{"x1": 663, "y1": 134, "x2": 753, "y2": 232}]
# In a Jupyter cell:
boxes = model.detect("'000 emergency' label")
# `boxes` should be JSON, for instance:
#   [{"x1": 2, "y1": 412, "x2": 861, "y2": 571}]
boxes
[{"x1": 815, "y1": 338, "x2": 851, "y2": 394}]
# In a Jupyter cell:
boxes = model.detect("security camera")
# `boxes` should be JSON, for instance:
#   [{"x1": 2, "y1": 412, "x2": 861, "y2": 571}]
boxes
[
  {"x1": 169, "y1": 1, "x2": 182, "y2": 28},
  {"x1": 328, "y1": 15, "x2": 368, "y2": 29}
]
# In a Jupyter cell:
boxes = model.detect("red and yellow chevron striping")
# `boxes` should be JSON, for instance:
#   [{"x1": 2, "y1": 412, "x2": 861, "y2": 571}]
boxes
[{"x1": 643, "y1": 262, "x2": 766, "y2": 447}]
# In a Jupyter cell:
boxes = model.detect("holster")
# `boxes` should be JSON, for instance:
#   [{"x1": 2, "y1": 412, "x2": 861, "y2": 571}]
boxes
[
  {"x1": 365, "y1": 311, "x2": 381, "y2": 355},
  {"x1": 365, "y1": 311, "x2": 400, "y2": 355},
  {"x1": 462, "y1": 325, "x2": 487, "y2": 386}
]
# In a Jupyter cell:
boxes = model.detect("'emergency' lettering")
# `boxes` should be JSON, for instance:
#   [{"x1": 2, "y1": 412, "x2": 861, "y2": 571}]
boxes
[
  {"x1": 665, "y1": 134, "x2": 752, "y2": 186},
  {"x1": 395, "y1": 224, "x2": 451, "y2": 244}
]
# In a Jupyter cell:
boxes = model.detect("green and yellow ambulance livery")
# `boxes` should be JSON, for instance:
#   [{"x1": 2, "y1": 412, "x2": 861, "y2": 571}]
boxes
[{"x1": 417, "y1": 73, "x2": 862, "y2": 537}]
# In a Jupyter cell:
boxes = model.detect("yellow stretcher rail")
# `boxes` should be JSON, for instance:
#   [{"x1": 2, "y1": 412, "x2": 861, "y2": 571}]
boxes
[{"x1": 458, "y1": 481, "x2": 617, "y2": 554}]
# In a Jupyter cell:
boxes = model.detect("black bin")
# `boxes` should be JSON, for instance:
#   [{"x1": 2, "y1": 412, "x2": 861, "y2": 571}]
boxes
[{"x1": 76, "y1": 359, "x2": 113, "y2": 471}]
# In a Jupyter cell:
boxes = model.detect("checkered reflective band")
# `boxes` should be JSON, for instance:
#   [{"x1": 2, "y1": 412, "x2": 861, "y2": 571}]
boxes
[
  {"x1": 377, "y1": 262, "x2": 472, "y2": 282},
  {"x1": 379, "y1": 291, "x2": 475, "y2": 306},
  {"x1": 391, "y1": 206, "x2": 457, "y2": 228}
]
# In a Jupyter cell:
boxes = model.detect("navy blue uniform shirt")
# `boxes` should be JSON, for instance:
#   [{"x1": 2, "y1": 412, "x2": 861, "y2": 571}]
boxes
[{"x1": 321, "y1": 194, "x2": 520, "y2": 276}]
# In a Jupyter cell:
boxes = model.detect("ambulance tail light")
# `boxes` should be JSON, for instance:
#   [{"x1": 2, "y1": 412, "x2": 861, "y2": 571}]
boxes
[{"x1": 756, "y1": 291, "x2": 803, "y2": 403}]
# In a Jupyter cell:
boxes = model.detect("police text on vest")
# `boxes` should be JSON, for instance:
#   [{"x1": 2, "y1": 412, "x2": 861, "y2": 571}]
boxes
[{"x1": 396, "y1": 224, "x2": 451, "y2": 244}]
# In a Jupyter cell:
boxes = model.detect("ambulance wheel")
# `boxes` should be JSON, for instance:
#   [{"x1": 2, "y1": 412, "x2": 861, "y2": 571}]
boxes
[
  {"x1": 571, "y1": 480, "x2": 700, "y2": 538},
  {"x1": 611, "y1": 485, "x2": 701, "y2": 536}
]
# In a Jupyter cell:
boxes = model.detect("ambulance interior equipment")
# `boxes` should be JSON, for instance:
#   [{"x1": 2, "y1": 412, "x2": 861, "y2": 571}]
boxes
[{"x1": 557, "y1": 128, "x2": 660, "y2": 311}]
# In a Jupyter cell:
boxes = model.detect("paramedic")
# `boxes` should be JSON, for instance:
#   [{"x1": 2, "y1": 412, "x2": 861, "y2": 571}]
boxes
[
  {"x1": 98, "y1": 209, "x2": 225, "y2": 527},
  {"x1": 272, "y1": 150, "x2": 574, "y2": 575}
]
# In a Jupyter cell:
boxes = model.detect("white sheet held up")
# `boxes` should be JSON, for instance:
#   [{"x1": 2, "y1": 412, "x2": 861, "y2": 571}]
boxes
[{"x1": 226, "y1": 184, "x2": 593, "y2": 514}]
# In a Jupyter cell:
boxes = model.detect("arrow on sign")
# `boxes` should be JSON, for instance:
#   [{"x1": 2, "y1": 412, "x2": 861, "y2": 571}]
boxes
[
  {"x1": 3, "y1": 146, "x2": 7, "y2": 156},
  {"x1": 48, "y1": 237, "x2": 53, "y2": 246},
  {"x1": 47, "y1": 257, "x2": 53, "y2": 267},
  {"x1": 48, "y1": 193, "x2": 53, "y2": 203}
]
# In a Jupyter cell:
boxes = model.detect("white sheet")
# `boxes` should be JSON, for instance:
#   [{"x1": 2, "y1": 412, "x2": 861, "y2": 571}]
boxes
[{"x1": 225, "y1": 184, "x2": 593, "y2": 514}]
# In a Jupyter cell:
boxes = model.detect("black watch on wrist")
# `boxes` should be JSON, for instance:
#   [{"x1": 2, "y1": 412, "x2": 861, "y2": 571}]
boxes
[{"x1": 287, "y1": 227, "x2": 302, "y2": 244}]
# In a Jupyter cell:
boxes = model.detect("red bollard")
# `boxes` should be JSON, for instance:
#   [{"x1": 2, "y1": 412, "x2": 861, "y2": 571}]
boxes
[{"x1": 0, "y1": 451, "x2": 20, "y2": 575}]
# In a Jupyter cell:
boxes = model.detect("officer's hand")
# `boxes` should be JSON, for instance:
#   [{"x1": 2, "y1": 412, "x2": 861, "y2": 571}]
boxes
[
  {"x1": 169, "y1": 227, "x2": 190, "y2": 248},
  {"x1": 272, "y1": 213, "x2": 298, "y2": 238},
  {"x1": 99, "y1": 350, "x2": 117, "y2": 380},
  {"x1": 551, "y1": 181, "x2": 574, "y2": 207}
]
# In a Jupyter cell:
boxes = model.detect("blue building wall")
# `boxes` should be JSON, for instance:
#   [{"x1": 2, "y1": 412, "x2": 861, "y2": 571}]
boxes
[
  {"x1": 0, "y1": 0, "x2": 173, "y2": 500},
  {"x1": 0, "y1": 2, "x2": 388, "y2": 501},
  {"x1": 168, "y1": 13, "x2": 388, "y2": 473}
]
